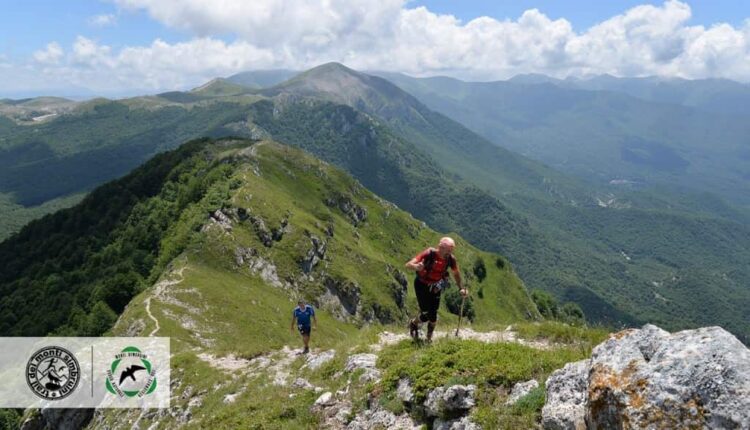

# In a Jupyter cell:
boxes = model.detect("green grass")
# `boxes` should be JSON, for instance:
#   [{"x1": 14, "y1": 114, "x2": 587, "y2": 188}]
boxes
[
  {"x1": 378, "y1": 339, "x2": 585, "y2": 403},
  {"x1": 514, "y1": 320, "x2": 610, "y2": 346}
]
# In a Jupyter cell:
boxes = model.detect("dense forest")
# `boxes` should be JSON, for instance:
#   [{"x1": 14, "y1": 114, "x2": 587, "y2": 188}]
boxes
[{"x1": 0, "y1": 138, "x2": 239, "y2": 335}]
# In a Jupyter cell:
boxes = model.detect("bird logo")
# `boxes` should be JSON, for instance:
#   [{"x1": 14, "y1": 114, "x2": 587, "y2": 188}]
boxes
[
  {"x1": 118, "y1": 364, "x2": 147, "y2": 385},
  {"x1": 105, "y1": 346, "x2": 157, "y2": 398}
]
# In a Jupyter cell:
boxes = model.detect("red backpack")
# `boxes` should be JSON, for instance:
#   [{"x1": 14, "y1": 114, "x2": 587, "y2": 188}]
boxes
[{"x1": 422, "y1": 248, "x2": 454, "y2": 281}]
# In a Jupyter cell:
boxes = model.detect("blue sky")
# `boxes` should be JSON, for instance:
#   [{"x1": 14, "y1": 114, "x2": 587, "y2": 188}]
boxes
[
  {"x1": 1, "y1": 1, "x2": 749, "y2": 96},
  {"x1": 412, "y1": 0, "x2": 750, "y2": 30},
  {"x1": 3, "y1": 0, "x2": 749, "y2": 55}
]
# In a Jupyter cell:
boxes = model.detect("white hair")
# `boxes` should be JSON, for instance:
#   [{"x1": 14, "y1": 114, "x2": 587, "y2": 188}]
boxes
[{"x1": 439, "y1": 237, "x2": 455, "y2": 247}]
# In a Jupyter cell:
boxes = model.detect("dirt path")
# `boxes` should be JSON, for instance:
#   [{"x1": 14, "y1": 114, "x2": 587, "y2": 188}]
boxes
[
  {"x1": 373, "y1": 326, "x2": 554, "y2": 351},
  {"x1": 145, "y1": 264, "x2": 187, "y2": 337},
  {"x1": 196, "y1": 325, "x2": 553, "y2": 388}
]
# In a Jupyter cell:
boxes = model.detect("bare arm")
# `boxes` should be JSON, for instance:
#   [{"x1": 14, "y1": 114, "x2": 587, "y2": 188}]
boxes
[
  {"x1": 290, "y1": 315, "x2": 296, "y2": 333},
  {"x1": 405, "y1": 257, "x2": 424, "y2": 271},
  {"x1": 313, "y1": 314, "x2": 318, "y2": 330},
  {"x1": 452, "y1": 267, "x2": 467, "y2": 296}
]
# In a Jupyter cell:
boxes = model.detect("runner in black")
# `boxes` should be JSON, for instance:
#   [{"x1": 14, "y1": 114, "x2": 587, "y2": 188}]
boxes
[{"x1": 405, "y1": 237, "x2": 467, "y2": 342}]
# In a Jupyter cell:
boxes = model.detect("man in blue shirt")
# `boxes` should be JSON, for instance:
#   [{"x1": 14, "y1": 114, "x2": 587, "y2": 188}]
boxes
[{"x1": 290, "y1": 299, "x2": 317, "y2": 354}]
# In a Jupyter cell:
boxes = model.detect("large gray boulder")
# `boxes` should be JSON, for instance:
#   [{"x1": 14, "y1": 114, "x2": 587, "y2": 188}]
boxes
[
  {"x1": 542, "y1": 324, "x2": 750, "y2": 430},
  {"x1": 542, "y1": 361, "x2": 589, "y2": 430}
]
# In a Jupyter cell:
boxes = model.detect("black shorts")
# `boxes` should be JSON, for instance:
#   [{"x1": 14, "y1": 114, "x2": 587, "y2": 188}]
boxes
[
  {"x1": 414, "y1": 277, "x2": 444, "y2": 323},
  {"x1": 298, "y1": 324, "x2": 311, "y2": 335}
]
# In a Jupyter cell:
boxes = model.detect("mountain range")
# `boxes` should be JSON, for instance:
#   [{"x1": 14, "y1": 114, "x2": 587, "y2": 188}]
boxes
[{"x1": 1, "y1": 63, "x2": 748, "y2": 343}]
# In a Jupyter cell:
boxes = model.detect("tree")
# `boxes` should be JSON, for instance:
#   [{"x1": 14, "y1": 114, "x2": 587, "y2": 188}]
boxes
[{"x1": 472, "y1": 257, "x2": 487, "y2": 283}]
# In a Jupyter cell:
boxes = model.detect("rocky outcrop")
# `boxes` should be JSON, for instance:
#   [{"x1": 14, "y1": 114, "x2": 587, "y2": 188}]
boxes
[
  {"x1": 543, "y1": 361, "x2": 589, "y2": 430},
  {"x1": 324, "y1": 193, "x2": 367, "y2": 226},
  {"x1": 20, "y1": 409, "x2": 94, "y2": 430},
  {"x1": 234, "y1": 246, "x2": 257, "y2": 266},
  {"x1": 345, "y1": 353, "x2": 381, "y2": 382},
  {"x1": 347, "y1": 409, "x2": 421, "y2": 430},
  {"x1": 386, "y1": 264, "x2": 409, "y2": 309},
  {"x1": 271, "y1": 216, "x2": 289, "y2": 242},
  {"x1": 506, "y1": 379, "x2": 540, "y2": 405},
  {"x1": 205, "y1": 209, "x2": 233, "y2": 232},
  {"x1": 433, "y1": 416, "x2": 481, "y2": 430},
  {"x1": 397, "y1": 378, "x2": 415, "y2": 404},
  {"x1": 425, "y1": 385, "x2": 476, "y2": 418},
  {"x1": 542, "y1": 324, "x2": 750, "y2": 430},
  {"x1": 250, "y1": 215, "x2": 273, "y2": 247},
  {"x1": 304, "y1": 349, "x2": 336, "y2": 370},
  {"x1": 323, "y1": 276, "x2": 361, "y2": 316},
  {"x1": 301, "y1": 233, "x2": 327, "y2": 274}
]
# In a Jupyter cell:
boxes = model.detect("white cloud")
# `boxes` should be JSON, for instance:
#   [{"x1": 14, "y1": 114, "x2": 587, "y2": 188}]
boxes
[
  {"x1": 89, "y1": 14, "x2": 117, "y2": 27},
  {"x1": 33, "y1": 42, "x2": 64, "y2": 65},
  {"x1": 5, "y1": 0, "x2": 750, "y2": 95}
]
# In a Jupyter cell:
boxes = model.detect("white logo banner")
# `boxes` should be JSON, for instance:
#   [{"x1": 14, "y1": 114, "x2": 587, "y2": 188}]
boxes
[{"x1": 0, "y1": 337, "x2": 170, "y2": 408}]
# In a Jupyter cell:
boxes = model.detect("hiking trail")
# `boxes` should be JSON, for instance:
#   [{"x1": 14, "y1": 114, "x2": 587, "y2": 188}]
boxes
[{"x1": 145, "y1": 263, "x2": 188, "y2": 337}]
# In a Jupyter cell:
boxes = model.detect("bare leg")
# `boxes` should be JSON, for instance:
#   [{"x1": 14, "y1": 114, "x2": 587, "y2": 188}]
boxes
[
  {"x1": 427, "y1": 321, "x2": 436, "y2": 341},
  {"x1": 302, "y1": 334, "x2": 310, "y2": 352}
]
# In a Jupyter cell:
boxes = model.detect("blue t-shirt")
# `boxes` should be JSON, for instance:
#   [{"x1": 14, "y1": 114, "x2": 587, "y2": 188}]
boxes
[{"x1": 293, "y1": 305, "x2": 315, "y2": 326}]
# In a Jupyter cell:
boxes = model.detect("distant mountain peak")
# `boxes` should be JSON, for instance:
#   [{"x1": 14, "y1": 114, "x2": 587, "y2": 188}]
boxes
[
  {"x1": 190, "y1": 77, "x2": 249, "y2": 97},
  {"x1": 263, "y1": 63, "x2": 425, "y2": 121}
]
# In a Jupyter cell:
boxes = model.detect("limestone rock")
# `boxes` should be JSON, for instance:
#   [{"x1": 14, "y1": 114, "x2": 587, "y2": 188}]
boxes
[
  {"x1": 433, "y1": 416, "x2": 482, "y2": 430},
  {"x1": 223, "y1": 393, "x2": 239, "y2": 404},
  {"x1": 541, "y1": 324, "x2": 750, "y2": 430},
  {"x1": 425, "y1": 385, "x2": 476, "y2": 417},
  {"x1": 346, "y1": 409, "x2": 420, "y2": 430},
  {"x1": 250, "y1": 215, "x2": 273, "y2": 247},
  {"x1": 542, "y1": 360, "x2": 589, "y2": 430},
  {"x1": 397, "y1": 378, "x2": 415, "y2": 403},
  {"x1": 324, "y1": 193, "x2": 368, "y2": 226},
  {"x1": 304, "y1": 349, "x2": 336, "y2": 370},
  {"x1": 443, "y1": 385, "x2": 476, "y2": 412},
  {"x1": 234, "y1": 246, "x2": 257, "y2": 266},
  {"x1": 345, "y1": 353, "x2": 381, "y2": 382},
  {"x1": 293, "y1": 377, "x2": 315, "y2": 390},
  {"x1": 301, "y1": 234, "x2": 327, "y2": 273},
  {"x1": 587, "y1": 325, "x2": 750, "y2": 430},
  {"x1": 323, "y1": 276, "x2": 361, "y2": 316},
  {"x1": 424, "y1": 386, "x2": 446, "y2": 417},
  {"x1": 209, "y1": 209, "x2": 233, "y2": 231},
  {"x1": 506, "y1": 379, "x2": 540, "y2": 405},
  {"x1": 315, "y1": 392, "x2": 335, "y2": 407}
]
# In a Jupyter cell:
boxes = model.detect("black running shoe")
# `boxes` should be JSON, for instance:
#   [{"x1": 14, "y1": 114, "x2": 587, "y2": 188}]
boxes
[
  {"x1": 409, "y1": 319, "x2": 420, "y2": 341},
  {"x1": 303, "y1": 347, "x2": 309, "y2": 354}
]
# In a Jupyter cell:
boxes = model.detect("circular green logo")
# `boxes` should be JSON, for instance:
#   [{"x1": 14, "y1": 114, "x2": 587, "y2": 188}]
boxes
[{"x1": 105, "y1": 346, "x2": 157, "y2": 398}]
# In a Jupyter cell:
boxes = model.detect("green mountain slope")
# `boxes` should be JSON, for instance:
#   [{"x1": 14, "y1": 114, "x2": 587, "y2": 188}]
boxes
[
  {"x1": 0, "y1": 137, "x2": 537, "y2": 338},
  {"x1": 4, "y1": 137, "x2": 565, "y2": 429},
  {"x1": 374, "y1": 72, "x2": 750, "y2": 208},
  {"x1": 258, "y1": 64, "x2": 750, "y2": 340},
  {"x1": 1, "y1": 64, "x2": 748, "y2": 342},
  {"x1": 559, "y1": 74, "x2": 750, "y2": 116},
  {"x1": 226, "y1": 69, "x2": 298, "y2": 89}
]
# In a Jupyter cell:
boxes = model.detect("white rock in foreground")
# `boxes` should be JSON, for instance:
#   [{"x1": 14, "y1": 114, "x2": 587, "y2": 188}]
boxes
[
  {"x1": 542, "y1": 324, "x2": 750, "y2": 430},
  {"x1": 542, "y1": 361, "x2": 589, "y2": 430}
]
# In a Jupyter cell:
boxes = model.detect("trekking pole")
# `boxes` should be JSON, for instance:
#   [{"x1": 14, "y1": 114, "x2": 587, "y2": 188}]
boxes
[{"x1": 455, "y1": 294, "x2": 466, "y2": 337}]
